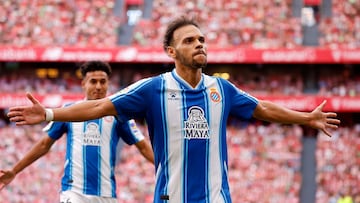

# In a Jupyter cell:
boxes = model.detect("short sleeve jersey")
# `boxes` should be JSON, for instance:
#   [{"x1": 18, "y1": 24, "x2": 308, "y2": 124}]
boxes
[
  {"x1": 109, "y1": 70, "x2": 258, "y2": 203},
  {"x1": 43, "y1": 106, "x2": 144, "y2": 198}
]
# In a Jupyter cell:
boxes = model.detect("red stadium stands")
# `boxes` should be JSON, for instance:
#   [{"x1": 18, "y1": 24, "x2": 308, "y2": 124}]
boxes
[{"x1": 0, "y1": 0, "x2": 359, "y2": 202}]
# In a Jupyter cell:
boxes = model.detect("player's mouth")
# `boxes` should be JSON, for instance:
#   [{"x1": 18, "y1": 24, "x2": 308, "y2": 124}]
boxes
[{"x1": 193, "y1": 50, "x2": 206, "y2": 57}]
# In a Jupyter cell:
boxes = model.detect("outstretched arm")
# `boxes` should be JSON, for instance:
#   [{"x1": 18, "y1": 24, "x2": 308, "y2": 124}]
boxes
[
  {"x1": 7, "y1": 92, "x2": 117, "y2": 125},
  {"x1": 135, "y1": 139, "x2": 155, "y2": 164},
  {"x1": 0, "y1": 136, "x2": 55, "y2": 190},
  {"x1": 252, "y1": 100, "x2": 340, "y2": 137}
]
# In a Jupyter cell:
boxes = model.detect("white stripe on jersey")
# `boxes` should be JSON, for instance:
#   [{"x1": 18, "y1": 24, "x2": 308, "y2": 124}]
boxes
[
  {"x1": 99, "y1": 117, "x2": 115, "y2": 196},
  {"x1": 163, "y1": 73, "x2": 185, "y2": 202},
  {"x1": 204, "y1": 76, "x2": 226, "y2": 203},
  {"x1": 71, "y1": 122, "x2": 85, "y2": 193}
]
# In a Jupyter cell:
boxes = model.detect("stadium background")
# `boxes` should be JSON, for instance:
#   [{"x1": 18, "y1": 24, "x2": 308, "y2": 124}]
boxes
[{"x1": 0, "y1": 0, "x2": 359, "y2": 202}]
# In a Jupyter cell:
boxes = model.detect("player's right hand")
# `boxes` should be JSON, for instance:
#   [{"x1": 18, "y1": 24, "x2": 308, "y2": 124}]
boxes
[
  {"x1": 0, "y1": 170, "x2": 16, "y2": 190},
  {"x1": 7, "y1": 92, "x2": 46, "y2": 125}
]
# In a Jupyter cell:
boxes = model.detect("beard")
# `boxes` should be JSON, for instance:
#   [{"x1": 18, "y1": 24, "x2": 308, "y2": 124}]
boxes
[
  {"x1": 193, "y1": 60, "x2": 207, "y2": 69},
  {"x1": 176, "y1": 50, "x2": 207, "y2": 70}
]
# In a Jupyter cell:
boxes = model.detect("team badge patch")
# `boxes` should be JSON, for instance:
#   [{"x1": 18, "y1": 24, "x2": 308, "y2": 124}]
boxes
[{"x1": 209, "y1": 88, "x2": 221, "y2": 102}]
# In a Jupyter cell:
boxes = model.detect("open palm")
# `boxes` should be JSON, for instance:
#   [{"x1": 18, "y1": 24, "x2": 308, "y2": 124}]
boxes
[{"x1": 0, "y1": 170, "x2": 16, "y2": 190}]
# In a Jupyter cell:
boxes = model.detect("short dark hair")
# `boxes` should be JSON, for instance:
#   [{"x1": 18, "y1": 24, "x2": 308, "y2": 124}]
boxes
[
  {"x1": 79, "y1": 61, "x2": 112, "y2": 78},
  {"x1": 163, "y1": 16, "x2": 200, "y2": 52}
]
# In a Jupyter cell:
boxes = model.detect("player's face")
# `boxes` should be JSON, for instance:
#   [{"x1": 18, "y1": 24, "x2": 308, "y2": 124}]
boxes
[
  {"x1": 82, "y1": 71, "x2": 109, "y2": 100},
  {"x1": 172, "y1": 25, "x2": 207, "y2": 69}
]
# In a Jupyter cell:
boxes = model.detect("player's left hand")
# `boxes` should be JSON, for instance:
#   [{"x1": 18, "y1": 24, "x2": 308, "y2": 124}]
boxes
[{"x1": 308, "y1": 100, "x2": 340, "y2": 137}]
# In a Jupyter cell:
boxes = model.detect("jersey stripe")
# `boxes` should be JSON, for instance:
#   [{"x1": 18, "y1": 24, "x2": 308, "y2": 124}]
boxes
[{"x1": 216, "y1": 78, "x2": 229, "y2": 203}]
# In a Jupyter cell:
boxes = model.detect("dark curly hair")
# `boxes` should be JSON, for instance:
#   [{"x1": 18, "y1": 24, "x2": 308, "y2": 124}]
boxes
[
  {"x1": 163, "y1": 16, "x2": 200, "y2": 52},
  {"x1": 79, "y1": 61, "x2": 112, "y2": 78}
]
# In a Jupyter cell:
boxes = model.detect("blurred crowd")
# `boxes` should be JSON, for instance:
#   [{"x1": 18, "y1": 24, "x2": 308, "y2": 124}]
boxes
[
  {"x1": 230, "y1": 64, "x2": 360, "y2": 97},
  {"x1": 0, "y1": 69, "x2": 121, "y2": 95},
  {"x1": 0, "y1": 123, "x2": 359, "y2": 203},
  {"x1": 1, "y1": 0, "x2": 360, "y2": 48},
  {"x1": 318, "y1": 0, "x2": 360, "y2": 48},
  {"x1": 0, "y1": 125, "x2": 65, "y2": 203},
  {"x1": 1, "y1": 0, "x2": 360, "y2": 202},
  {"x1": 316, "y1": 125, "x2": 360, "y2": 203},
  {"x1": 2, "y1": 64, "x2": 360, "y2": 97},
  {"x1": 133, "y1": 0, "x2": 303, "y2": 48},
  {"x1": 0, "y1": 0, "x2": 120, "y2": 47}
]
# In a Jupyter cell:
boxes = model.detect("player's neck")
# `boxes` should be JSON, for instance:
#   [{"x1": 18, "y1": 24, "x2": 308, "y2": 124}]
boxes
[{"x1": 175, "y1": 66, "x2": 202, "y2": 88}]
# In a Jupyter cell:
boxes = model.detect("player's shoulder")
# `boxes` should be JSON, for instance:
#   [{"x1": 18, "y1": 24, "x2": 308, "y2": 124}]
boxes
[{"x1": 133, "y1": 73, "x2": 169, "y2": 87}]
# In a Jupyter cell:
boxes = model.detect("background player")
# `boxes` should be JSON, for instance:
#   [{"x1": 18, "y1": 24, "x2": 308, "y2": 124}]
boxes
[{"x1": 1, "y1": 61, "x2": 154, "y2": 203}]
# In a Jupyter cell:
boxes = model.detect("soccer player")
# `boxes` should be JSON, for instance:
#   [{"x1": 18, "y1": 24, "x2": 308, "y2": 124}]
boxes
[
  {"x1": 7, "y1": 17, "x2": 340, "y2": 203},
  {"x1": 1, "y1": 61, "x2": 154, "y2": 203}
]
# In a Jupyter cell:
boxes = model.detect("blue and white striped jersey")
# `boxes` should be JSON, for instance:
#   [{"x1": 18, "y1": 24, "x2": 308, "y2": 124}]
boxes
[
  {"x1": 109, "y1": 69, "x2": 258, "y2": 203},
  {"x1": 43, "y1": 109, "x2": 144, "y2": 198}
]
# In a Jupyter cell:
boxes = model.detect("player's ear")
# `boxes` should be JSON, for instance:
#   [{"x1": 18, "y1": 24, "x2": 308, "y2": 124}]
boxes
[
  {"x1": 166, "y1": 46, "x2": 176, "y2": 58},
  {"x1": 81, "y1": 79, "x2": 86, "y2": 89}
]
